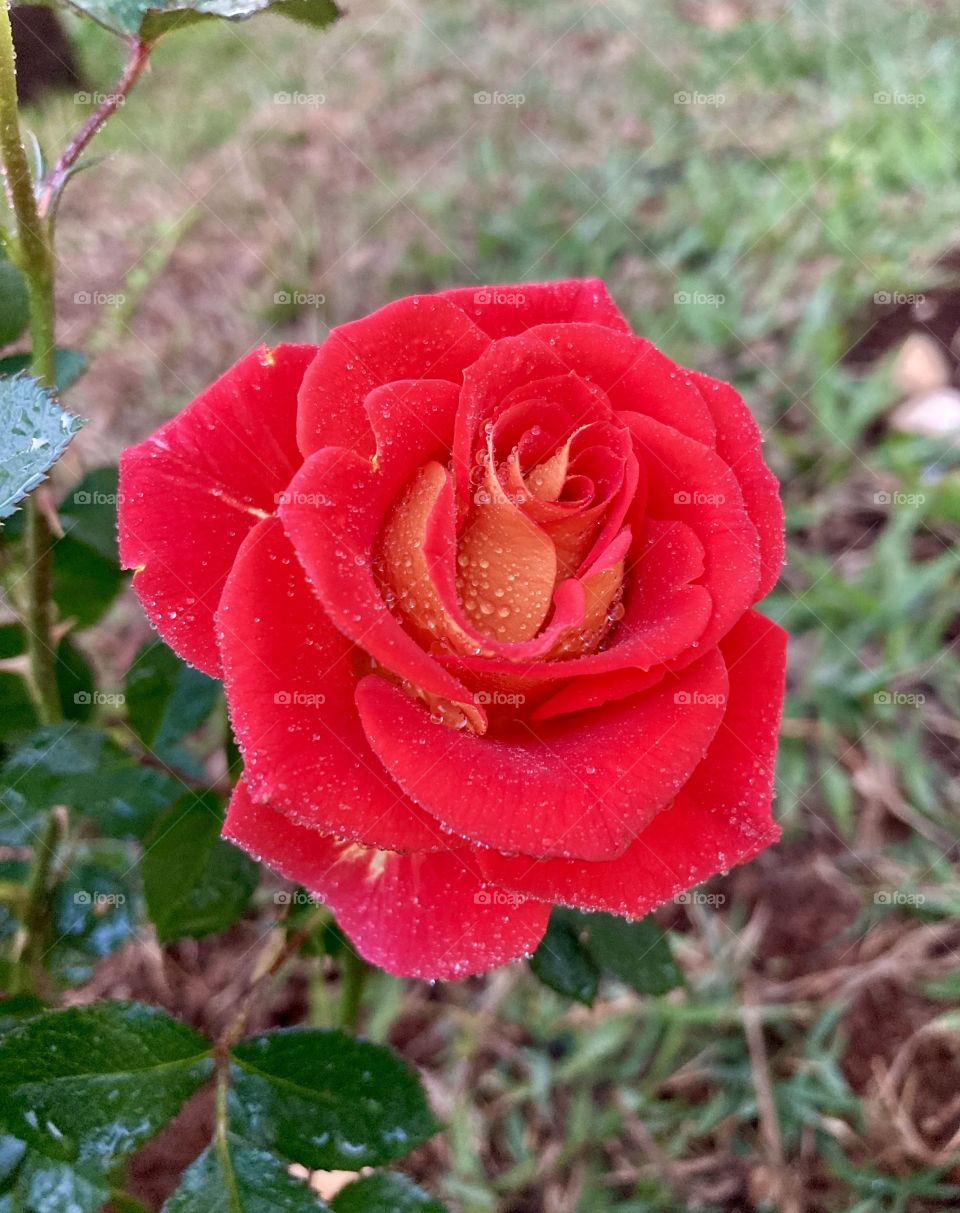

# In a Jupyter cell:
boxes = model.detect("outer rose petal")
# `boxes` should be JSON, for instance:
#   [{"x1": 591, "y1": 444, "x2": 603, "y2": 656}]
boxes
[
  {"x1": 691, "y1": 371, "x2": 785, "y2": 599},
  {"x1": 437, "y1": 278, "x2": 631, "y2": 338},
  {"x1": 479, "y1": 611, "x2": 786, "y2": 914},
  {"x1": 118, "y1": 344, "x2": 317, "y2": 676},
  {"x1": 296, "y1": 295, "x2": 489, "y2": 459},
  {"x1": 223, "y1": 781, "x2": 550, "y2": 981},
  {"x1": 217, "y1": 516, "x2": 442, "y2": 851},
  {"x1": 355, "y1": 649, "x2": 729, "y2": 861}
]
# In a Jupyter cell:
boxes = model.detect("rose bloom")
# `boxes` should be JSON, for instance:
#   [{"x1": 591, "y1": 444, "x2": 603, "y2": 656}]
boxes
[{"x1": 119, "y1": 280, "x2": 785, "y2": 980}]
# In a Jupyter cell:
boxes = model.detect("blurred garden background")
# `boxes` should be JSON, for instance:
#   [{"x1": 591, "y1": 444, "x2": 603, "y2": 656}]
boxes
[{"x1": 7, "y1": 0, "x2": 960, "y2": 1209}]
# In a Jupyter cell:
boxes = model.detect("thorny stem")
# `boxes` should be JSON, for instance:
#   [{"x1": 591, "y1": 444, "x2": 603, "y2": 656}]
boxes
[
  {"x1": 0, "y1": 1, "x2": 59, "y2": 724},
  {"x1": 39, "y1": 37, "x2": 152, "y2": 219}
]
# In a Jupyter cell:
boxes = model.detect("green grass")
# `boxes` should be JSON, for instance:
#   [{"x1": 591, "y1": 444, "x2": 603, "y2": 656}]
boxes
[{"x1": 17, "y1": 0, "x2": 960, "y2": 1208}]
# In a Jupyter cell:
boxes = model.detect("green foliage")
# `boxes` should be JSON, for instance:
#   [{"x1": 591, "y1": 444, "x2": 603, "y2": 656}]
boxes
[
  {"x1": 163, "y1": 1134, "x2": 329, "y2": 1212},
  {"x1": 0, "y1": 350, "x2": 89, "y2": 394},
  {"x1": 531, "y1": 909, "x2": 682, "y2": 1003},
  {"x1": 143, "y1": 794, "x2": 257, "y2": 942},
  {"x1": 0, "y1": 1003, "x2": 213, "y2": 1167},
  {"x1": 229, "y1": 1029, "x2": 440, "y2": 1170},
  {"x1": 0, "y1": 376, "x2": 83, "y2": 520},
  {"x1": 125, "y1": 641, "x2": 221, "y2": 750},
  {"x1": 332, "y1": 1172, "x2": 449, "y2": 1213},
  {"x1": 59, "y1": 0, "x2": 340, "y2": 42},
  {"x1": 52, "y1": 467, "x2": 125, "y2": 629},
  {"x1": 0, "y1": 725, "x2": 180, "y2": 843},
  {"x1": 0, "y1": 259, "x2": 29, "y2": 348}
]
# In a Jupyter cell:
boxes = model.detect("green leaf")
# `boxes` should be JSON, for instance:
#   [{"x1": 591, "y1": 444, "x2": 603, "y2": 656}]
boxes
[
  {"x1": 0, "y1": 261, "x2": 29, "y2": 349},
  {"x1": 0, "y1": 374, "x2": 83, "y2": 520},
  {"x1": 126, "y1": 642, "x2": 221, "y2": 749},
  {"x1": 61, "y1": 0, "x2": 340, "y2": 42},
  {"x1": 4, "y1": 1152, "x2": 109, "y2": 1213},
  {"x1": 0, "y1": 725, "x2": 180, "y2": 842},
  {"x1": 0, "y1": 672, "x2": 40, "y2": 741},
  {"x1": 49, "y1": 849, "x2": 137, "y2": 985},
  {"x1": 163, "y1": 1133, "x2": 329, "y2": 1212},
  {"x1": 0, "y1": 1002, "x2": 213, "y2": 1168},
  {"x1": 143, "y1": 794, "x2": 257, "y2": 942},
  {"x1": 56, "y1": 635, "x2": 96, "y2": 722},
  {"x1": 230, "y1": 1029, "x2": 439, "y2": 1170},
  {"x1": 0, "y1": 997, "x2": 45, "y2": 1034},
  {"x1": 59, "y1": 467, "x2": 121, "y2": 562},
  {"x1": 51, "y1": 467, "x2": 125, "y2": 629},
  {"x1": 331, "y1": 1173, "x2": 448, "y2": 1213},
  {"x1": 529, "y1": 911, "x2": 599, "y2": 1005},
  {"x1": 0, "y1": 350, "x2": 89, "y2": 394},
  {"x1": 568, "y1": 910, "x2": 682, "y2": 996}
]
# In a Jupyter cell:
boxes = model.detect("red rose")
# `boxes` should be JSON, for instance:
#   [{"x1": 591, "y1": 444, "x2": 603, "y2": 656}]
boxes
[{"x1": 119, "y1": 279, "x2": 785, "y2": 980}]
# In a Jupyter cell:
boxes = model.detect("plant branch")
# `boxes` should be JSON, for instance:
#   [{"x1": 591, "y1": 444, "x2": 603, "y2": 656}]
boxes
[
  {"x1": 39, "y1": 37, "x2": 151, "y2": 219},
  {"x1": 9, "y1": 808, "x2": 64, "y2": 994},
  {"x1": 339, "y1": 947, "x2": 370, "y2": 1031},
  {"x1": 0, "y1": 2, "x2": 61, "y2": 724}
]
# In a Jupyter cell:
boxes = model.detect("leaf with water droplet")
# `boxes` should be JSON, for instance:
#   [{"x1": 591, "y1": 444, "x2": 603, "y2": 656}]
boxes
[{"x1": 0, "y1": 375, "x2": 83, "y2": 521}]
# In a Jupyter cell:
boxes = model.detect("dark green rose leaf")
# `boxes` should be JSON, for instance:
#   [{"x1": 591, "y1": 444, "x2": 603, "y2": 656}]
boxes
[
  {"x1": 0, "y1": 724, "x2": 180, "y2": 842},
  {"x1": 0, "y1": 260, "x2": 29, "y2": 349},
  {"x1": 126, "y1": 641, "x2": 221, "y2": 749},
  {"x1": 0, "y1": 671, "x2": 40, "y2": 741},
  {"x1": 529, "y1": 911, "x2": 599, "y2": 1005},
  {"x1": 0, "y1": 350, "x2": 89, "y2": 394},
  {"x1": 164, "y1": 1132, "x2": 329, "y2": 1212},
  {"x1": 59, "y1": 468, "x2": 121, "y2": 562},
  {"x1": 52, "y1": 468, "x2": 125, "y2": 628},
  {"x1": 0, "y1": 1002, "x2": 213, "y2": 1168},
  {"x1": 49, "y1": 848, "x2": 137, "y2": 985},
  {"x1": 230, "y1": 1029, "x2": 439, "y2": 1170},
  {"x1": 144, "y1": 794, "x2": 257, "y2": 942},
  {"x1": 566, "y1": 909, "x2": 683, "y2": 996},
  {"x1": 331, "y1": 1172, "x2": 449, "y2": 1213},
  {"x1": 0, "y1": 997, "x2": 45, "y2": 1034},
  {"x1": 0, "y1": 375, "x2": 83, "y2": 520},
  {"x1": 2, "y1": 1151, "x2": 109, "y2": 1213},
  {"x1": 60, "y1": 0, "x2": 340, "y2": 42}
]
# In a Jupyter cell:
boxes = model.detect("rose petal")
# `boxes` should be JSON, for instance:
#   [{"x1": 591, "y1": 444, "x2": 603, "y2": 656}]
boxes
[
  {"x1": 119, "y1": 344, "x2": 317, "y2": 676},
  {"x1": 217, "y1": 516, "x2": 442, "y2": 851},
  {"x1": 479, "y1": 611, "x2": 786, "y2": 914},
  {"x1": 691, "y1": 371, "x2": 784, "y2": 599},
  {"x1": 223, "y1": 781, "x2": 550, "y2": 980},
  {"x1": 296, "y1": 295, "x2": 489, "y2": 459},
  {"x1": 356, "y1": 648, "x2": 729, "y2": 861},
  {"x1": 438, "y1": 278, "x2": 631, "y2": 339},
  {"x1": 280, "y1": 381, "x2": 479, "y2": 711}
]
